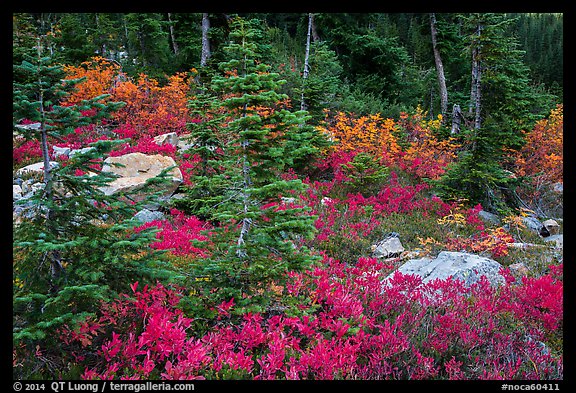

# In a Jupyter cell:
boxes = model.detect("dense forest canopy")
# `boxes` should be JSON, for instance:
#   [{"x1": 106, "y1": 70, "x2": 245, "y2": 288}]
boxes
[
  {"x1": 13, "y1": 12, "x2": 563, "y2": 381},
  {"x1": 13, "y1": 12, "x2": 562, "y2": 107}
]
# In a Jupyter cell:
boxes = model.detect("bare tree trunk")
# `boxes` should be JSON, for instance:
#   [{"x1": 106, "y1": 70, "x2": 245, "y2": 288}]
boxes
[
  {"x1": 310, "y1": 13, "x2": 320, "y2": 43},
  {"x1": 430, "y1": 13, "x2": 448, "y2": 118},
  {"x1": 469, "y1": 24, "x2": 483, "y2": 129},
  {"x1": 123, "y1": 15, "x2": 130, "y2": 48},
  {"x1": 167, "y1": 13, "x2": 179, "y2": 55},
  {"x1": 474, "y1": 58, "x2": 482, "y2": 130},
  {"x1": 451, "y1": 104, "x2": 462, "y2": 135},
  {"x1": 200, "y1": 13, "x2": 211, "y2": 67},
  {"x1": 300, "y1": 13, "x2": 313, "y2": 111}
]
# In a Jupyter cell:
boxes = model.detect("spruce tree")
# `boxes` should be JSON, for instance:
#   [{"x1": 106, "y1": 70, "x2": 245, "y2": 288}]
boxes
[
  {"x1": 12, "y1": 35, "x2": 175, "y2": 377},
  {"x1": 434, "y1": 13, "x2": 552, "y2": 212},
  {"x1": 180, "y1": 17, "x2": 323, "y2": 316}
]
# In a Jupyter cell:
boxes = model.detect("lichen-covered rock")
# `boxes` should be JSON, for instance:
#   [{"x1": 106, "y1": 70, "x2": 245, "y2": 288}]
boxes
[
  {"x1": 99, "y1": 153, "x2": 183, "y2": 202},
  {"x1": 385, "y1": 251, "x2": 505, "y2": 288},
  {"x1": 372, "y1": 236, "x2": 404, "y2": 259}
]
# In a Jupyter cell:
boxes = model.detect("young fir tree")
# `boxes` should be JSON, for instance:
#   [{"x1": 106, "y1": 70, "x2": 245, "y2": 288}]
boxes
[
  {"x1": 181, "y1": 17, "x2": 323, "y2": 317},
  {"x1": 12, "y1": 36, "x2": 175, "y2": 377},
  {"x1": 171, "y1": 85, "x2": 228, "y2": 220}
]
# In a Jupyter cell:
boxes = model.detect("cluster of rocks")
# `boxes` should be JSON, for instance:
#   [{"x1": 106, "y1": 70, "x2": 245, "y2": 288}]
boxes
[
  {"x1": 370, "y1": 210, "x2": 563, "y2": 288},
  {"x1": 13, "y1": 129, "x2": 563, "y2": 290},
  {"x1": 13, "y1": 132, "x2": 196, "y2": 225},
  {"x1": 371, "y1": 234, "x2": 505, "y2": 288}
]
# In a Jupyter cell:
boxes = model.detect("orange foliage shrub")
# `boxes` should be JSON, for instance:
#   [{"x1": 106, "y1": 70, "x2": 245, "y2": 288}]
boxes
[
  {"x1": 320, "y1": 111, "x2": 401, "y2": 165},
  {"x1": 62, "y1": 57, "x2": 120, "y2": 105},
  {"x1": 112, "y1": 72, "x2": 193, "y2": 137},
  {"x1": 321, "y1": 108, "x2": 459, "y2": 180},
  {"x1": 62, "y1": 57, "x2": 193, "y2": 138},
  {"x1": 398, "y1": 108, "x2": 460, "y2": 180},
  {"x1": 514, "y1": 104, "x2": 563, "y2": 185}
]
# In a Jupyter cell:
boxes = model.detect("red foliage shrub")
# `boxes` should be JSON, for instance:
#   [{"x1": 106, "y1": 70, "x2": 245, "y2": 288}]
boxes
[{"x1": 62, "y1": 255, "x2": 562, "y2": 380}]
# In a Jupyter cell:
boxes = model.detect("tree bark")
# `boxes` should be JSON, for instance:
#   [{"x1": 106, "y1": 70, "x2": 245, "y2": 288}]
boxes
[
  {"x1": 200, "y1": 13, "x2": 211, "y2": 67},
  {"x1": 167, "y1": 13, "x2": 179, "y2": 55},
  {"x1": 36, "y1": 38, "x2": 64, "y2": 291},
  {"x1": 469, "y1": 24, "x2": 483, "y2": 129},
  {"x1": 451, "y1": 104, "x2": 462, "y2": 135},
  {"x1": 236, "y1": 37, "x2": 252, "y2": 259},
  {"x1": 310, "y1": 13, "x2": 320, "y2": 43},
  {"x1": 430, "y1": 13, "x2": 448, "y2": 118},
  {"x1": 137, "y1": 28, "x2": 148, "y2": 67},
  {"x1": 300, "y1": 13, "x2": 313, "y2": 111}
]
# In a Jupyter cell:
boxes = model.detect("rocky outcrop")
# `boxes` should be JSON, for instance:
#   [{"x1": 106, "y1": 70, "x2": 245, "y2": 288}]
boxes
[
  {"x1": 15, "y1": 161, "x2": 59, "y2": 178},
  {"x1": 522, "y1": 216, "x2": 543, "y2": 233},
  {"x1": 384, "y1": 251, "x2": 505, "y2": 287},
  {"x1": 99, "y1": 152, "x2": 183, "y2": 203},
  {"x1": 133, "y1": 208, "x2": 165, "y2": 223},
  {"x1": 543, "y1": 234, "x2": 563, "y2": 249},
  {"x1": 478, "y1": 210, "x2": 501, "y2": 226}
]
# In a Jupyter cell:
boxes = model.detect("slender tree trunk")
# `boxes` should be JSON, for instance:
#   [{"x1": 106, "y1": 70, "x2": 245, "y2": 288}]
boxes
[
  {"x1": 469, "y1": 24, "x2": 483, "y2": 129},
  {"x1": 451, "y1": 104, "x2": 462, "y2": 135},
  {"x1": 310, "y1": 13, "x2": 320, "y2": 43},
  {"x1": 36, "y1": 38, "x2": 63, "y2": 291},
  {"x1": 300, "y1": 13, "x2": 313, "y2": 111},
  {"x1": 36, "y1": 39, "x2": 52, "y2": 197},
  {"x1": 123, "y1": 15, "x2": 130, "y2": 54},
  {"x1": 137, "y1": 29, "x2": 148, "y2": 67},
  {"x1": 430, "y1": 13, "x2": 448, "y2": 118},
  {"x1": 237, "y1": 37, "x2": 252, "y2": 259},
  {"x1": 167, "y1": 13, "x2": 179, "y2": 55},
  {"x1": 474, "y1": 56, "x2": 482, "y2": 130},
  {"x1": 201, "y1": 13, "x2": 211, "y2": 67},
  {"x1": 469, "y1": 47, "x2": 478, "y2": 115}
]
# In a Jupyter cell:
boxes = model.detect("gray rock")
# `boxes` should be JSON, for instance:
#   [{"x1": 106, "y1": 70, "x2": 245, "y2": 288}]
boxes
[
  {"x1": 15, "y1": 161, "x2": 59, "y2": 178},
  {"x1": 552, "y1": 182, "x2": 563, "y2": 193},
  {"x1": 176, "y1": 133, "x2": 194, "y2": 152},
  {"x1": 522, "y1": 216, "x2": 543, "y2": 233},
  {"x1": 543, "y1": 234, "x2": 563, "y2": 249},
  {"x1": 372, "y1": 236, "x2": 404, "y2": 259},
  {"x1": 53, "y1": 146, "x2": 71, "y2": 158},
  {"x1": 508, "y1": 262, "x2": 530, "y2": 282},
  {"x1": 133, "y1": 209, "x2": 165, "y2": 223},
  {"x1": 14, "y1": 122, "x2": 41, "y2": 132},
  {"x1": 478, "y1": 210, "x2": 501, "y2": 226},
  {"x1": 154, "y1": 132, "x2": 179, "y2": 146},
  {"x1": 99, "y1": 153, "x2": 183, "y2": 202},
  {"x1": 385, "y1": 251, "x2": 505, "y2": 287},
  {"x1": 281, "y1": 197, "x2": 296, "y2": 204},
  {"x1": 13, "y1": 184, "x2": 22, "y2": 200}
]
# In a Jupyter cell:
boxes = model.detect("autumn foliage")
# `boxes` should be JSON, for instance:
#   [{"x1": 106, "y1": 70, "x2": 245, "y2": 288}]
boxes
[
  {"x1": 13, "y1": 61, "x2": 563, "y2": 381},
  {"x1": 396, "y1": 108, "x2": 460, "y2": 180},
  {"x1": 515, "y1": 104, "x2": 563, "y2": 185},
  {"x1": 112, "y1": 72, "x2": 193, "y2": 137},
  {"x1": 52, "y1": 259, "x2": 562, "y2": 380},
  {"x1": 62, "y1": 57, "x2": 121, "y2": 105},
  {"x1": 320, "y1": 108, "x2": 460, "y2": 181},
  {"x1": 63, "y1": 57, "x2": 193, "y2": 138}
]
